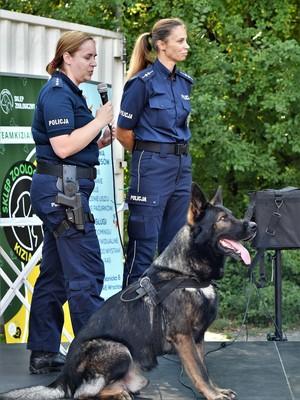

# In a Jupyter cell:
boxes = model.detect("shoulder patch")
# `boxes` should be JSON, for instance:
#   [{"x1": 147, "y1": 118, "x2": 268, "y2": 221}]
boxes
[
  {"x1": 52, "y1": 77, "x2": 63, "y2": 88},
  {"x1": 135, "y1": 66, "x2": 155, "y2": 82},
  {"x1": 140, "y1": 69, "x2": 155, "y2": 81},
  {"x1": 177, "y1": 70, "x2": 194, "y2": 84}
]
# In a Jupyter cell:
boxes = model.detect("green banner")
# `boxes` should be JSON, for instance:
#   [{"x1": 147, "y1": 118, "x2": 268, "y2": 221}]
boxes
[{"x1": 0, "y1": 74, "x2": 47, "y2": 341}]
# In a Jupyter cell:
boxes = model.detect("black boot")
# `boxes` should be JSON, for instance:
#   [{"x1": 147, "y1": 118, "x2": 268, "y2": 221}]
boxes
[{"x1": 29, "y1": 351, "x2": 66, "y2": 374}]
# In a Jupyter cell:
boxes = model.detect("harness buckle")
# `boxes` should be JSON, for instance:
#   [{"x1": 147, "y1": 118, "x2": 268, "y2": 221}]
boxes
[{"x1": 139, "y1": 277, "x2": 159, "y2": 305}]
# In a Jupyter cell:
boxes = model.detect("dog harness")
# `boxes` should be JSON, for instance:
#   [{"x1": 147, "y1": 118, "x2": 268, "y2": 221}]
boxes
[
  {"x1": 120, "y1": 276, "x2": 217, "y2": 357},
  {"x1": 120, "y1": 276, "x2": 215, "y2": 305}
]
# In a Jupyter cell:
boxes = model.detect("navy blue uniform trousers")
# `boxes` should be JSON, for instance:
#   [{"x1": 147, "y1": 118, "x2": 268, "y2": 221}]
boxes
[
  {"x1": 27, "y1": 173, "x2": 104, "y2": 352},
  {"x1": 123, "y1": 150, "x2": 192, "y2": 286}
]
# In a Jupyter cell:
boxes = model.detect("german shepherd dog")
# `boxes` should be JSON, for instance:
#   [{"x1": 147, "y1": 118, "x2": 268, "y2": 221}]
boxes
[{"x1": 0, "y1": 183, "x2": 256, "y2": 400}]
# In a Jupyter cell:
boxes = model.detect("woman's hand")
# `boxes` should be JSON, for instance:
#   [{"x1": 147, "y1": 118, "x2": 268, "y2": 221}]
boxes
[
  {"x1": 98, "y1": 126, "x2": 115, "y2": 149},
  {"x1": 95, "y1": 101, "x2": 114, "y2": 128}
]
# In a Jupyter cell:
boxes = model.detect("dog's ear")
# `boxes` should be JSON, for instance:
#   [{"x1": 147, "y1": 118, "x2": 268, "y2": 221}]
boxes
[
  {"x1": 210, "y1": 185, "x2": 223, "y2": 206},
  {"x1": 187, "y1": 182, "x2": 208, "y2": 225}
]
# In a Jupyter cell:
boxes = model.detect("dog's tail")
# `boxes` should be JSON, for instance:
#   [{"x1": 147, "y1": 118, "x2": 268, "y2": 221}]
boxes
[{"x1": 0, "y1": 383, "x2": 65, "y2": 400}]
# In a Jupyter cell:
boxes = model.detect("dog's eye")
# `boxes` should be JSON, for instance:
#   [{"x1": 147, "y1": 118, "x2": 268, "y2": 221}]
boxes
[{"x1": 220, "y1": 215, "x2": 228, "y2": 221}]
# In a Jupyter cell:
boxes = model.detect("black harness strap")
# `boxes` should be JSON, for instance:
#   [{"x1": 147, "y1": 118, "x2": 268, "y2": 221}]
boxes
[
  {"x1": 245, "y1": 191, "x2": 283, "y2": 288},
  {"x1": 120, "y1": 276, "x2": 212, "y2": 305}
]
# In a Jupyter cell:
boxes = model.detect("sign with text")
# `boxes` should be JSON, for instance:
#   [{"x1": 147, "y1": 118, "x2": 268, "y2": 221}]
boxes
[
  {"x1": 0, "y1": 74, "x2": 123, "y2": 344},
  {"x1": 80, "y1": 81, "x2": 123, "y2": 297}
]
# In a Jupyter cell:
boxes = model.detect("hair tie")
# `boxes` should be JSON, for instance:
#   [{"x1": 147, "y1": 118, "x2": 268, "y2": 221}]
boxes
[{"x1": 51, "y1": 59, "x2": 57, "y2": 68}]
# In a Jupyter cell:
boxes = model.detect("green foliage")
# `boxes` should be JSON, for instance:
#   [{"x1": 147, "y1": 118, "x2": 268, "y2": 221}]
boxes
[
  {"x1": 184, "y1": 0, "x2": 300, "y2": 214},
  {"x1": 218, "y1": 251, "x2": 300, "y2": 330},
  {"x1": 0, "y1": 0, "x2": 121, "y2": 31}
]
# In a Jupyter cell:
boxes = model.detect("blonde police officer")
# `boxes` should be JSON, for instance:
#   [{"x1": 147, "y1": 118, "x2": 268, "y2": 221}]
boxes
[{"x1": 117, "y1": 18, "x2": 193, "y2": 287}]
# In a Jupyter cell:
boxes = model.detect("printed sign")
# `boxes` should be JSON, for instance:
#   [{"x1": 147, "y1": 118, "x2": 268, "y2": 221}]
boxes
[
  {"x1": 0, "y1": 74, "x2": 123, "y2": 344},
  {"x1": 0, "y1": 74, "x2": 46, "y2": 343},
  {"x1": 80, "y1": 81, "x2": 123, "y2": 297}
]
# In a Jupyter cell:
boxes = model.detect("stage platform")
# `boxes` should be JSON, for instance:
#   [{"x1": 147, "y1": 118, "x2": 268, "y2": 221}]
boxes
[{"x1": 0, "y1": 342, "x2": 299, "y2": 399}]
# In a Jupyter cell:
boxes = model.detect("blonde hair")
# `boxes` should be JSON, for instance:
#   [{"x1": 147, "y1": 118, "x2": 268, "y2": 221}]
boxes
[
  {"x1": 126, "y1": 18, "x2": 186, "y2": 80},
  {"x1": 46, "y1": 30, "x2": 95, "y2": 76}
]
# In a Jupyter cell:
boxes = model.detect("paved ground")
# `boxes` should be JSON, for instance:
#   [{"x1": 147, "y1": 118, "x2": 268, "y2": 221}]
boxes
[
  {"x1": 205, "y1": 327, "x2": 300, "y2": 342},
  {"x1": 1, "y1": 342, "x2": 299, "y2": 400}
]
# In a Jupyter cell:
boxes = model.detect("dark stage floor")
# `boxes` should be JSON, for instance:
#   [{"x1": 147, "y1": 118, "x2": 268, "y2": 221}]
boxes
[{"x1": 0, "y1": 342, "x2": 299, "y2": 400}]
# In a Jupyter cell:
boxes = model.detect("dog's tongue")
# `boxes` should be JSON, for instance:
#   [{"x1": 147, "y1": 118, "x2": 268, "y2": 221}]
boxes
[{"x1": 222, "y1": 239, "x2": 251, "y2": 265}]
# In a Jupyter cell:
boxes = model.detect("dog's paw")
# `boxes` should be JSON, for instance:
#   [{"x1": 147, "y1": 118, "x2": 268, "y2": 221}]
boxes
[
  {"x1": 120, "y1": 390, "x2": 134, "y2": 400},
  {"x1": 98, "y1": 388, "x2": 133, "y2": 399},
  {"x1": 217, "y1": 388, "x2": 237, "y2": 399}
]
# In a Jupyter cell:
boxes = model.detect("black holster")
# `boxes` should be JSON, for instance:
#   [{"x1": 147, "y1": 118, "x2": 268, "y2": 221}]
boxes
[
  {"x1": 56, "y1": 192, "x2": 85, "y2": 231},
  {"x1": 55, "y1": 165, "x2": 85, "y2": 231}
]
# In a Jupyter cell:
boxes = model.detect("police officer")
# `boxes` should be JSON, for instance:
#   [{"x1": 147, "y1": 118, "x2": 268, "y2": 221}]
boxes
[
  {"x1": 117, "y1": 18, "x2": 193, "y2": 287},
  {"x1": 27, "y1": 31, "x2": 115, "y2": 373}
]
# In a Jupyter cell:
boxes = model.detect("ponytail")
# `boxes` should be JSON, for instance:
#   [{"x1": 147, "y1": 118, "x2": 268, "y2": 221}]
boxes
[{"x1": 126, "y1": 33, "x2": 153, "y2": 80}]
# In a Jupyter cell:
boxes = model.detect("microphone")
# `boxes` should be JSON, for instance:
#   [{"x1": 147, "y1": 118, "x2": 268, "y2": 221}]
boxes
[
  {"x1": 97, "y1": 82, "x2": 112, "y2": 132},
  {"x1": 97, "y1": 82, "x2": 109, "y2": 105}
]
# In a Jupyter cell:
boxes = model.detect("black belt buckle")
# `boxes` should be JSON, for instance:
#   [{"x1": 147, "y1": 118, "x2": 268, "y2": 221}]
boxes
[{"x1": 174, "y1": 142, "x2": 188, "y2": 156}]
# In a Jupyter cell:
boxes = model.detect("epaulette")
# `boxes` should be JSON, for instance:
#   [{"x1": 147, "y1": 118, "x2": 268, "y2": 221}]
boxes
[
  {"x1": 137, "y1": 66, "x2": 155, "y2": 82},
  {"x1": 177, "y1": 70, "x2": 194, "y2": 84},
  {"x1": 52, "y1": 76, "x2": 63, "y2": 88}
]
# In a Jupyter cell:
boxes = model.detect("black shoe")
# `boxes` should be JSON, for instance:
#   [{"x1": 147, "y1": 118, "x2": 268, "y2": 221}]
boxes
[{"x1": 29, "y1": 351, "x2": 66, "y2": 374}]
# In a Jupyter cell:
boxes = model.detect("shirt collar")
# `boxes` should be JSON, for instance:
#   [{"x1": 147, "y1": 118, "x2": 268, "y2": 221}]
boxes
[
  {"x1": 53, "y1": 71, "x2": 83, "y2": 96},
  {"x1": 153, "y1": 59, "x2": 177, "y2": 80}
]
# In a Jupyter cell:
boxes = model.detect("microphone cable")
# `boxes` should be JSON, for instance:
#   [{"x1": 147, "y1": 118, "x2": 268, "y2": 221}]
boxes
[
  {"x1": 97, "y1": 81, "x2": 126, "y2": 261},
  {"x1": 107, "y1": 125, "x2": 127, "y2": 261}
]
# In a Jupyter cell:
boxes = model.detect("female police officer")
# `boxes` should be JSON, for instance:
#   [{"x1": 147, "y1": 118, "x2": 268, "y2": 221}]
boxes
[
  {"x1": 117, "y1": 18, "x2": 193, "y2": 287},
  {"x1": 27, "y1": 31, "x2": 114, "y2": 373}
]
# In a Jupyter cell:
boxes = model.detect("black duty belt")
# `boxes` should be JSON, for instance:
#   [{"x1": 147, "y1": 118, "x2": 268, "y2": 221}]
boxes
[
  {"x1": 135, "y1": 140, "x2": 189, "y2": 156},
  {"x1": 36, "y1": 162, "x2": 97, "y2": 180}
]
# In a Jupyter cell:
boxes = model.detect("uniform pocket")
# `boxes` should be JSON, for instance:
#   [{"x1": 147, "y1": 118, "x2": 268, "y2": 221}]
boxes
[
  {"x1": 149, "y1": 95, "x2": 174, "y2": 127},
  {"x1": 131, "y1": 150, "x2": 155, "y2": 179},
  {"x1": 126, "y1": 189, "x2": 160, "y2": 240},
  {"x1": 68, "y1": 279, "x2": 92, "y2": 314},
  {"x1": 126, "y1": 190, "x2": 159, "y2": 209}
]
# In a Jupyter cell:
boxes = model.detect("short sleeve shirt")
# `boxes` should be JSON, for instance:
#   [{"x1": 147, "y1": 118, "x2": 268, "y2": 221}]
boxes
[
  {"x1": 32, "y1": 71, "x2": 101, "y2": 167},
  {"x1": 117, "y1": 59, "x2": 193, "y2": 143}
]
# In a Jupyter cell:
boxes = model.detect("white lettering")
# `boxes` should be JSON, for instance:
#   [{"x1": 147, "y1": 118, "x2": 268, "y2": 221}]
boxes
[
  {"x1": 181, "y1": 94, "x2": 190, "y2": 101},
  {"x1": 48, "y1": 118, "x2": 70, "y2": 126},
  {"x1": 120, "y1": 110, "x2": 133, "y2": 120},
  {"x1": 130, "y1": 195, "x2": 147, "y2": 202},
  {"x1": 15, "y1": 102, "x2": 35, "y2": 109}
]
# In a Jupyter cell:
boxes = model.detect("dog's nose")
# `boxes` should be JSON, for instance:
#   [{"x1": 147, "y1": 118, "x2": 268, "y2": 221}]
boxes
[{"x1": 249, "y1": 221, "x2": 257, "y2": 231}]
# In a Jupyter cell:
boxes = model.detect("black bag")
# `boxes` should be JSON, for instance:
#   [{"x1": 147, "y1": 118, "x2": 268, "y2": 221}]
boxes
[{"x1": 247, "y1": 187, "x2": 300, "y2": 250}]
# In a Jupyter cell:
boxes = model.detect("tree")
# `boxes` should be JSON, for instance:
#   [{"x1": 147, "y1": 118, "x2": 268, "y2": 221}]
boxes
[{"x1": 183, "y1": 0, "x2": 300, "y2": 213}]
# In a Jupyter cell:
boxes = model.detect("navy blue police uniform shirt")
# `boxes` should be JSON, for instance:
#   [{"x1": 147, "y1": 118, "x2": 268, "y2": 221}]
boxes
[
  {"x1": 117, "y1": 59, "x2": 193, "y2": 143},
  {"x1": 32, "y1": 71, "x2": 101, "y2": 167}
]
